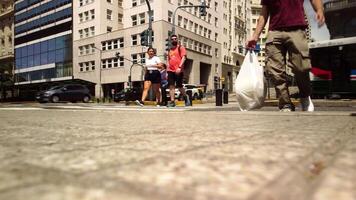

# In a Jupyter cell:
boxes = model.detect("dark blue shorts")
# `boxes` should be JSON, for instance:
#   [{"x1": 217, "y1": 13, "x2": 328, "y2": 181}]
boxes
[{"x1": 168, "y1": 71, "x2": 184, "y2": 88}]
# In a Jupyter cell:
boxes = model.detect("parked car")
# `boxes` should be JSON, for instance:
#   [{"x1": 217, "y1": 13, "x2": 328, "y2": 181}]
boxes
[
  {"x1": 36, "y1": 84, "x2": 91, "y2": 103},
  {"x1": 114, "y1": 87, "x2": 142, "y2": 102},
  {"x1": 166, "y1": 84, "x2": 203, "y2": 100}
]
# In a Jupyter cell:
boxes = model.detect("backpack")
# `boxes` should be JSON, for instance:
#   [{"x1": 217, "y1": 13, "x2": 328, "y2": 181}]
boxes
[{"x1": 177, "y1": 45, "x2": 187, "y2": 59}]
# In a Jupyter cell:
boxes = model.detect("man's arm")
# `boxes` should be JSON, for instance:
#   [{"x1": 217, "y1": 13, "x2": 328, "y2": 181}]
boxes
[
  {"x1": 310, "y1": 0, "x2": 325, "y2": 27},
  {"x1": 179, "y1": 56, "x2": 186, "y2": 69},
  {"x1": 246, "y1": 5, "x2": 269, "y2": 48}
]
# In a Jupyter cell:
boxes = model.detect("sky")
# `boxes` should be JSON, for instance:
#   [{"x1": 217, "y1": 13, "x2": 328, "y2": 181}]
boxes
[{"x1": 304, "y1": 0, "x2": 330, "y2": 41}]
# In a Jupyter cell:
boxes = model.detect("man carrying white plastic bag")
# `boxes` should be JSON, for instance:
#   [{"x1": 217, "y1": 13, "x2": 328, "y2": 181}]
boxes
[{"x1": 234, "y1": 50, "x2": 266, "y2": 111}]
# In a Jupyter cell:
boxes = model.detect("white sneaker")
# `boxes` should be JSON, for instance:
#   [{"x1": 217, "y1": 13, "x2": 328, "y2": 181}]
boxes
[
  {"x1": 135, "y1": 100, "x2": 144, "y2": 107},
  {"x1": 300, "y1": 96, "x2": 314, "y2": 112}
]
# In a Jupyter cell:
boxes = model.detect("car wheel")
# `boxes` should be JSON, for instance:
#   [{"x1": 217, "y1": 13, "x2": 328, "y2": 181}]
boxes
[
  {"x1": 82, "y1": 95, "x2": 90, "y2": 103},
  {"x1": 51, "y1": 95, "x2": 59, "y2": 103},
  {"x1": 193, "y1": 93, "x2": 198, "y2": 100}
]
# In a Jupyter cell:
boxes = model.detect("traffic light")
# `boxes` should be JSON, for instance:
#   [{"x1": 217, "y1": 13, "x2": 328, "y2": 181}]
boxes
[
  {"x1": 140, "y1": 30, "x2": 149, "y2": 47},
  {"x1": 199, "y1": 1, "x2": 207, "y2": 16},
  {"x1": 165, "y1": 38, "x2": 171, "y2": 52},
  {"x1": 165, "y1": 30, "x2": 173, "y2": 51}
]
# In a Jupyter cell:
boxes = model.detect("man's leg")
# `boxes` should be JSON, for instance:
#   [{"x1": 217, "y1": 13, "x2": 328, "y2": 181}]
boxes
[
  {"x1": 287, "y1": 29, "x2": 314, "y2": 111},
  {"x1": 265, "y1": 31, "x2": 293, "y2": 110},
  {"x1": 287, "y1": 29, "x2": 312, "y2": 98},
  {"x1": 176, "y1": 72, "x2": 190, "y2": 106},
  {"x1": 167, "y1": 72, "x2": 176, "y2": 107}
]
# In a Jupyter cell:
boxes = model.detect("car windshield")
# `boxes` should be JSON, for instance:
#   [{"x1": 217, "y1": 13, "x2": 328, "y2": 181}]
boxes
[{"x1": 48, "y1": 86, "x2": 62, "y2": 90}]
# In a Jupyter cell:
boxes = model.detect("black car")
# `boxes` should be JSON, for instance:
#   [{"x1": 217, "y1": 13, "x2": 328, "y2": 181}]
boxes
[
  {"x1": 36, "y1": 84, "x2": 91, "y2": 103},
  {"x1": 114, "y1": 88, "x2": 142, "y2": 102}
]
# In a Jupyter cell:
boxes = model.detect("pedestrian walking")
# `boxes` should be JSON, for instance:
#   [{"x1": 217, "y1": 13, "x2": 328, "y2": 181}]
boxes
[
  {"x1": 166, "y1": 34, "x2": 191, "y2": 107},
  {"x1": 135, "y1": 48, "x2": 162, "y2": 107},
  {"x1": 246, "y1": 0, "x2": 325, "y2": 112},
  {"x1": 160, "y1": 63, "x2": 169, "y2": 106}
]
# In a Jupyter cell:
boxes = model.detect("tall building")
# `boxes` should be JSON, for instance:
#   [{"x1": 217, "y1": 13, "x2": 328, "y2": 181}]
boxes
[
  {"x1": 250, "y1": 0, "x2": 268, "y2": 67},
  {"x1": 220, "y1": 0, "x2": 250, "y2": 91},
  {"x1": 73, "y1": 0, "x2": 223, "y2": 98},
  {"x1": 0, "y1": 0, "x2": 14, "y2": 100},
  {"x1": 14, "y1": 0, "x2": 73, "y2": 98}
]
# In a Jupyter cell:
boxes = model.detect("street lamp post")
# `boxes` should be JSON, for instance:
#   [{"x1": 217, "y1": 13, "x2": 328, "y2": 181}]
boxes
[
  {"x1": 172, "y1": 2, "x2": 208, "y2": 34},
  {"x1": 115, "y1": 52, "x2": 144, "y2": 89},
  {"x1": 93, "y1": 46, "x2": 103, "y2": 99}
]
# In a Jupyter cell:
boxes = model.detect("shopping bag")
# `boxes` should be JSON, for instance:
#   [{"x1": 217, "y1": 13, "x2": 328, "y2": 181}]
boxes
[{"x1": 234, "y1": 51, "x2": 266, "y2": 111}]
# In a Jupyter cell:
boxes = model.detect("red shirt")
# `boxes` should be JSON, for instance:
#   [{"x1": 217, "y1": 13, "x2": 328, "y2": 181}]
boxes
[
  {"x1": 168, "y1": 45, "x2": 186, "y2": 72},
  {"x1": 261, "y1": 0, "x2": 307, "y2": 31}
]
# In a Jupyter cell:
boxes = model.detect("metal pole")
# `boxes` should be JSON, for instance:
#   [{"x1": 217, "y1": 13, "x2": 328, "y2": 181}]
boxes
[
  {"x1": 145, "y1": 0, "x2": 153, "y2": 48},
  {"x1": 171, "y1": 5, "x2": 209, "y2": 35}
]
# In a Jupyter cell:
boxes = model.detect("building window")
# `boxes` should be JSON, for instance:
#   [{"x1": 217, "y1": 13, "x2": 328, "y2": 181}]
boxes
[
  {"x1": 119, "y1": 38, "x2": 124, "y2": 48},
  {"x1": 131, "y1": 15, "x2": 137, "y2": 26},
  {"x1": 119, "y1": 57, "x2": 124, "y2": 66},
  {"x1": 139, "y1": 13, "x2": 145, "y2": 24},
  {"x1": 79, "y1": 46, "x2": 84, "y2": 55},
  {"x1": 140, "y1": 53, "x2": 145, "y2": 64},
  {"x1": 113, "y1": 58, "x2": 118, "y2": 67},
  {"x1": 131, "y1": 54, "x2": 138, "y2": 63},
  {"x1": 178, "y1": 16, "x2": 182, "y2": 27},
  {"x1": 79, "y1": 13, "x2": 83, "y2": 22},
  {"x1": 84, "y1": 11, "x2": 89, "y2": 21},
  {"x1": 118, "y1": 0, "x2": 123, "y2": 7},
  {"x1": 168, "y1": 11, "x2": 173, "y2": 23},
  {"x1": 107, "y1": 9, "x2": 112, "y2": 20},
  {"x1": 79, "y1": 61, "x2": 95, "y2": 72},
  {"x1": 132, "y1": 0, "x2": 137, "y2": 7},
  {"x1": 79, "y1": 30, "x2": 83, "y2": 38},
  {"x1": 107, "y1": 26, "x2": 112, "y2": 32},
  {"x1": 90, "y1": 26, "x2": 95, "y2": 36},
  {"x1": 107, "y1": 0, "x2": 112, "y2": 3},
  {"x1": 90, "y1": 9, "x2": 95, "y2": 20},
  {"x1": 118, "y1": 13, "x2": 123, "y2": 23},
  {"x1": 131, "y1": 35, "x2": 137, "y2": 46},
  {"x1": 84, "y1": 28, "x2": 89, "y2": 37},
  {"x1": 183, "y1": 18, "x2": 188, "y2": 29},
  {"x1": 189, "y1": 21, "x2": 193, "y2": 31},
  {"x1": 91, "y1": 61, "x2": 95, "y2": 70}
]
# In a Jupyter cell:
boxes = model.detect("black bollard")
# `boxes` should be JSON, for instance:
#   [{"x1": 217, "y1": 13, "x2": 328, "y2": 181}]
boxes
[
  {"x1": 223, "y1": 90, "x2": 229, "y2": 104},
  {"x1": 186, "y1": 90, "x2": 193, "y2": 106},
  {"x1": 216, "y1": 89, "x2": 223, "y2": 106}
]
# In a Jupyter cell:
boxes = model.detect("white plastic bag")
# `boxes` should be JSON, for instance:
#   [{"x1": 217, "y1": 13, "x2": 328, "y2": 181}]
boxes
[{"x1": 234, "y1": 51, "x2": 266, "y2": 111}]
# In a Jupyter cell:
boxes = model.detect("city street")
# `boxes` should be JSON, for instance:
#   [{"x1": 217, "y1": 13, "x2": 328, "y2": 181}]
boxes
[{"x1": 0, "y1": 102, "x2": 355, "y2": 200}]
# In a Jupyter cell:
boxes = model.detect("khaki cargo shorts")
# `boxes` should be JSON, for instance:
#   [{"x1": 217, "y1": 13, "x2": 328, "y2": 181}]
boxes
[{"x1": 265, "y1": 29, "x2": 311, "y2": 74}]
